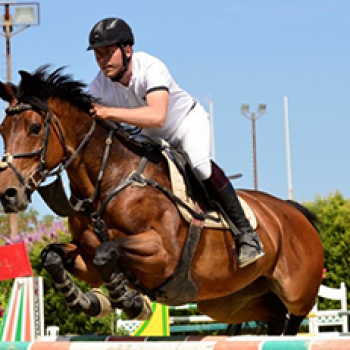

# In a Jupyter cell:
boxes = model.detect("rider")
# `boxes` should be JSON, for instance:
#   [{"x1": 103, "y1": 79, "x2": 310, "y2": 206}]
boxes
[{"x1": 87, "y1": 17, "x2": 264, "y2": 267}]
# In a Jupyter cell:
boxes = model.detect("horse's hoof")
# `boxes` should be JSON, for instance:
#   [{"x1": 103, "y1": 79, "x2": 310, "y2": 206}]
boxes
[
  {"x1": 90, "y1": 288, "x2": 113, "y2": 318},
  {"x1": 135, "y1": 295, "x2": 153, "y2": 321}
]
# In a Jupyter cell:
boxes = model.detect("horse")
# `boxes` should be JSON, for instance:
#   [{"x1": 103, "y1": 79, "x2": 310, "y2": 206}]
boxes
[{"x1": 0, "y1": 66, "x2": 324, "y2": 335}]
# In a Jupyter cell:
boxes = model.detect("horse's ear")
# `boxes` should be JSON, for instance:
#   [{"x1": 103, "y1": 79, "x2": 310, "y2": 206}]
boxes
[
  {"x1": 18, "y1": 70, "x2": 41, "y2": 97},
  {"x1": 18, "y1": 70, "x2": 34, "y2": 88},
  {"x1": 0, "y1": 81, "x2": 17, "y2": 105}
]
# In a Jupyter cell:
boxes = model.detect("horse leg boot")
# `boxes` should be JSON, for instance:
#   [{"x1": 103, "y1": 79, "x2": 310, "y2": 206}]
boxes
[
  {"x1": 41, "y1": 244, "x2": 112, "y2": 317},
  {"x1": 93, "y1": 241, "x2": 152, "y2": 320},
  {"x1": 203, "y1": 161, "x2": 264, "y2": 267}
]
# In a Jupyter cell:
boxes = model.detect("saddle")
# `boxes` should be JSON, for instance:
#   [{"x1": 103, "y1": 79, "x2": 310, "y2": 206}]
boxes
[{"x1": 157, "y1": 140, "x2": 257, "y2": 230}]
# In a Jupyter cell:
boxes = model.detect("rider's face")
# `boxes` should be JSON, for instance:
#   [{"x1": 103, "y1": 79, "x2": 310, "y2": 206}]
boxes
[{"x1": 94, "y1": 45, "x2": 123, "y2": 79}]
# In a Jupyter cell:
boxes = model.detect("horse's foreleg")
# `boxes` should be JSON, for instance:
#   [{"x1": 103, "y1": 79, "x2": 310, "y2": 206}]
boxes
[
  {"x1": 41, "y1": 243, "x2": 112, "y2": 317},
  {"x1": 93, "y1": 230, "x2": 168, "y2": 320}
]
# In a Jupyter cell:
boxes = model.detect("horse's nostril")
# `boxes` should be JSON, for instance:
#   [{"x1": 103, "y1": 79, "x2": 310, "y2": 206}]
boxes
[
  {"x1": 2, "y1": 188, "x2": 18, "y2": 207},
  {"x1": 4, "y1": 187, "x2": 18, "y2": 199}
]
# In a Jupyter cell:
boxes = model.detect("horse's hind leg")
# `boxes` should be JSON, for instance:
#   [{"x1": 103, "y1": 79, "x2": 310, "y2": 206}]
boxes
[
  {"x1": 41, "y1": 242, "x2": 112, "y2": 317},
  {"x1": 226, "y1": 293, "x2": 288, "y2": 335},
  {"x1": 198, "y1": 279, "x2": 287, "y2": 335},
  {"x1": 284, "y1": 314, "x2": 306, "y2": 335}
]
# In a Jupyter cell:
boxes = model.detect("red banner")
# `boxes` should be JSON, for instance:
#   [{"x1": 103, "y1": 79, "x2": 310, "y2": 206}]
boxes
[{"x1": 0, "y1": 242, "x2": 33, "y2": 281}]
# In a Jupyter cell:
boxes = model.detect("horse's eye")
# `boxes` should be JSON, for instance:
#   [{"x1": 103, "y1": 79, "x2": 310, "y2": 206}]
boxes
[{"x1": 29, "y1": 123, "x2": 42, "y2": 135}]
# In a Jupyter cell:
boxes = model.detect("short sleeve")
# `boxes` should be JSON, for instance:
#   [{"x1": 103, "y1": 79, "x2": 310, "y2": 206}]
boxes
[{"x1": 143, "y1": 56, "x2": 171, "y2": 95}]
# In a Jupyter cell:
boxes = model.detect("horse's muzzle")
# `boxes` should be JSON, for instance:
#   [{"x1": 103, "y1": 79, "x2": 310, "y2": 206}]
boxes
[{"x1": 1, "y1": 186, "x2": 30, "y2": 212}]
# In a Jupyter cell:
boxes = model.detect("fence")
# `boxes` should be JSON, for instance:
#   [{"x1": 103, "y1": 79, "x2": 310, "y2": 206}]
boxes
[{"x1": 308, "y1": 282, "x2": 348, "y2": 335}]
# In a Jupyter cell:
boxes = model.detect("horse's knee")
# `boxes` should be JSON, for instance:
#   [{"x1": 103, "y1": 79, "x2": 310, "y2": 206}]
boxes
[
  {"x1": 41, "y1": 245, "x2": 65, "y2": 279},
  {"x1": 94, "y1": 241, "x2": 121, "y2": 280},
  {"x1": 41, "y1": 243, "x2": 76, "y2": 270}
]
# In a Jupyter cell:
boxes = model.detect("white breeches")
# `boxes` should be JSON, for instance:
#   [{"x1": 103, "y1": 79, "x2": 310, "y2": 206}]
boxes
[{"x1": 169, "y1": 103, "x2": 212, "y2": 180}]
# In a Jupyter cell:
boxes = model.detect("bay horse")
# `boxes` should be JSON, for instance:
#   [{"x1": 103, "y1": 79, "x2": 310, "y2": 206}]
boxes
[{"x1": 0, "y1": 66, "x2": 324, "y2": 335}]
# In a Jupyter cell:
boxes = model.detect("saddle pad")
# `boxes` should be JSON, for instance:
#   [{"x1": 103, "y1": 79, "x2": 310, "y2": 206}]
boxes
[{"x1": 162, "y1": 150, "x2": 257, "y2": 230}]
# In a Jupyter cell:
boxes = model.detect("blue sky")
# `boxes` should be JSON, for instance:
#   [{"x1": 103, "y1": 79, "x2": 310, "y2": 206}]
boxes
[{"x1": 0, "y1": 0, "x2": 349, "y2": 216}]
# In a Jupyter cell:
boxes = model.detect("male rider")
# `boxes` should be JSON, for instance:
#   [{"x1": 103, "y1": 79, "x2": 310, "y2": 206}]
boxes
[{"x1": 87, "y1": 17, "x2": 264, "y2": 267}]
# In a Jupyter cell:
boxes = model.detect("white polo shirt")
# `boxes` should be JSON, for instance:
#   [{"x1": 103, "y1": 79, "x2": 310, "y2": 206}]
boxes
[{"x1": 88, "y1": 51, "x2": 195, "y2": 142}]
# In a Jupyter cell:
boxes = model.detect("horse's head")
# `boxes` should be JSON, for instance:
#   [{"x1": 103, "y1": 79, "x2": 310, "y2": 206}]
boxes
[{"x1": 0, "y1": 70, "x2": 66, "y2": 212}]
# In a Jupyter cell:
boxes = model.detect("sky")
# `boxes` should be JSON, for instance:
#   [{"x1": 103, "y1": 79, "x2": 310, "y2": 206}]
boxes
[{"x1": 0, "y1": 0, "x2": 349, "y2": 217}]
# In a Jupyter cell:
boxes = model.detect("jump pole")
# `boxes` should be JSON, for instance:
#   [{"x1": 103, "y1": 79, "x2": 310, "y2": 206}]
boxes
[{"x1": 2, "y1": 336, "x2": 350, "y2": 350}]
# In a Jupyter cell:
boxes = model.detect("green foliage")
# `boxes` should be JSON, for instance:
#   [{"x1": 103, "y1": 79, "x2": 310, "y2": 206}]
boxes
[{"x1": 305, "y1": 192, "x2": 350, "y2": 310}]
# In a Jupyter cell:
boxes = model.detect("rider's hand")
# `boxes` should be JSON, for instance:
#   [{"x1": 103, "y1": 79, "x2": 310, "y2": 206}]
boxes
[{"x1": 90, "y1": 103, "x2": 108, "y2": 120}]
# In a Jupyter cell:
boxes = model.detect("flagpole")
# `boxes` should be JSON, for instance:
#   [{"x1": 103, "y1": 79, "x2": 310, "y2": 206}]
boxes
[
  {"x1": 209, "y1": 101, "x2": 215, "y2": 160},
  {"x1": 284, "y1": 95, "x2": 293, "y2": 199}
]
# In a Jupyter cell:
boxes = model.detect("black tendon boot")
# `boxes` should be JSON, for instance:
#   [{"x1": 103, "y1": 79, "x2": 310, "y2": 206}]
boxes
[{"x1": 203, "y1": 161, "x2": 264, "y2": 267}]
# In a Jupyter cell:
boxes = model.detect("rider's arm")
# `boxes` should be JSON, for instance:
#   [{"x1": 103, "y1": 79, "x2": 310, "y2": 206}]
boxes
[{"x1": 91, "y1": 89, "x2": 169, "y2": 128}]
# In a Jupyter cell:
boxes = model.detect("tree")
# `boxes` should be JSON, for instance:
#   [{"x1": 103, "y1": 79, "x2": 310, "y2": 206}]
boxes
[{"x1": 306, "y1": 192, "x2": 350, "y2": 309}]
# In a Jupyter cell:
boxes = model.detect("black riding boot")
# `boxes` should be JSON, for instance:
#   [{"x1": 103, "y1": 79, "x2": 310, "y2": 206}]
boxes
[{"x1": 203, "y1": 161, "x2": 264, "y2": 267}]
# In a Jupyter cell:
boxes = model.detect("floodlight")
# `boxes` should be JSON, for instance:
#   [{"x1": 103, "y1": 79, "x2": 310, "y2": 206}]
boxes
[
  {"x1": 258, "y1": 104, "x2": 267, "y2": 115},
  {"x1": 241, "y1": 104, "x2": 250, "y2": 115},
  {"x1": 14, "y1": 6, "x2": 36, "y2": 25}
]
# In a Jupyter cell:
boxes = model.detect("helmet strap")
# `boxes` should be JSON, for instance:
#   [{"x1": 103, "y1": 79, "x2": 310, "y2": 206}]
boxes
[{"x1": 110, "y1": 44, "x2": 130, "y2": 82}]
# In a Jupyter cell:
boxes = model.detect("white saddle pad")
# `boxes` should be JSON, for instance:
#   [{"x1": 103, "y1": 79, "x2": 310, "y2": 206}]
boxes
[{"x1": 162, "y1": 150, "x2": 257, "y2": 230}]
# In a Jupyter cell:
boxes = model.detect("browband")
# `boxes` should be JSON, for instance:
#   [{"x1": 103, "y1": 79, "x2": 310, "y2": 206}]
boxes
[{"x1": 5, "y1": 103, "x2": 33, "y2": 115}]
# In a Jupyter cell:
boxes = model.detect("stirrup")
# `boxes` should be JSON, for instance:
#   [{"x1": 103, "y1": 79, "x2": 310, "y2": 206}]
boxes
[
  {"x1": 238, "y1": 249, "x2": 265, "y2": 268},
  {"x1": 238, "y1": 232, "x2": 265, "y2": 267}
]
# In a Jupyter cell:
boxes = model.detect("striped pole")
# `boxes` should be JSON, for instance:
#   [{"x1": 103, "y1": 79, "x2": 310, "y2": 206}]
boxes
[
  {"x1": 0, "y1": 277, "x2": 44, "y2": 341},
  {"x1": 1, "y1": 336, "x2": 350, "y2": 350}
]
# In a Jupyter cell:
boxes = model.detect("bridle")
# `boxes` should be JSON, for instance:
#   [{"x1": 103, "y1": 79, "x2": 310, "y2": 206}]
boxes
[
  {"x1": 0, "y1": 102, "x2": 96, "y2": 193},
  {"x1": 0, "y1": 100, "x2": 124, "y2": 240}
]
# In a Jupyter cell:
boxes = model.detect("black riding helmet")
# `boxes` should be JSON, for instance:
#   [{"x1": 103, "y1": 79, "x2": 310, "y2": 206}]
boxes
[
  {"x1": 87, "y1": 18, "x2": 134, "y2": 81},
  {"x1": 87, "y1": 17, "x2": 134, "y2": 50}
]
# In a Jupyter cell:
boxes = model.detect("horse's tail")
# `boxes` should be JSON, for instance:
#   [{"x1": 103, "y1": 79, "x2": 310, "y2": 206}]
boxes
[{"x1": 285, "y1": 199, "x2": 319, "y2": 231}]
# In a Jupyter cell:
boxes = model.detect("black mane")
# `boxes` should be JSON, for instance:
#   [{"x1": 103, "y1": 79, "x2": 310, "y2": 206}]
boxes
[{"x1": 17, "y1": 65, "x2": 94, "y2": 113}]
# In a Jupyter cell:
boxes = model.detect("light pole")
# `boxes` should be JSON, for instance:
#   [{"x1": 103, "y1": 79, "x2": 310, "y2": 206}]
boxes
[
  {"x1": 0, "y1": 2, "x2": 40, "y2": 82},
  {"x1": 284, "y1": 96, "x2": 293, "y2": 199},
  {"x1": 240, "y1": 103, "x2": 266, "y2": 190},
  {"x1": 209, "y1": 101, "x2": 215, "y2": 160},
  {"x1": 0, "y1": 2, "x2": 40, "y2": 237}
]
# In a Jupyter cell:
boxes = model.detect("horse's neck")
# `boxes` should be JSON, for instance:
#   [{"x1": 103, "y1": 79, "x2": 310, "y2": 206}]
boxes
[
  {"x1": 50, "y1": 101, "x2": 92, "y2": 149},
  {"x1": 65, "y1": 120, "x2": 135, "y2": 200}
]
